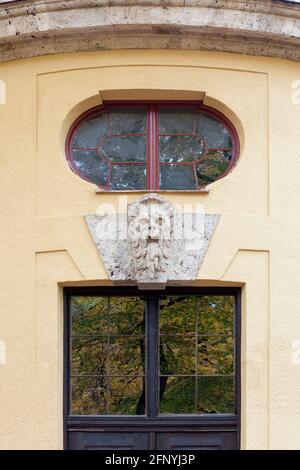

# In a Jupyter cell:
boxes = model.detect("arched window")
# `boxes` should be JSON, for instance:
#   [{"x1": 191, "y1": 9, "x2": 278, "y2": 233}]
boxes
[{"x1": 66, "y1": 102, "x2": 239, "y2": 191}]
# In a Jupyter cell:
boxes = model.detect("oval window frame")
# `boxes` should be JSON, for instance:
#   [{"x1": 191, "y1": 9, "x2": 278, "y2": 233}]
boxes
[{"x1": 65, "y1": 101, "x2": 240, "y2": 191}]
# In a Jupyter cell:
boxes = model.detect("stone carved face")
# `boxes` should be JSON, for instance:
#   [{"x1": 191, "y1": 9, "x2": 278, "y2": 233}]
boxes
[{"x1": 128, "y1": 195, "x2": 175, "y2": 280}]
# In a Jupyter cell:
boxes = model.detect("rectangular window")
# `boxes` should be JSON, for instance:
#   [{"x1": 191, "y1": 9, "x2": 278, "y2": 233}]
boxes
[{"x1": 67, "y1": 289, "x2": 239, "y2": 418}]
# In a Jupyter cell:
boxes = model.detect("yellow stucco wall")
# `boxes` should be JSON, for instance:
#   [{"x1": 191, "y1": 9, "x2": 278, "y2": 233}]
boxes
[{"x1": 0, "y1": 49, "x2": 300, "y2": 449}]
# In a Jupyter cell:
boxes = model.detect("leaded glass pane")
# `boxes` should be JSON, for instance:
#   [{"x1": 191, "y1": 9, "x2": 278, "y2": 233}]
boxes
[
  {"x1": 198, "y1": 114, "x2": 232, "y2": 148},
  {"x1": 73, "y1": 113, "x2": 109, "y2": 148},
  {"x1": 101, "y1": 135, "x2": 146, "y2": 162},
  {"x1": 160, "y1": 164, "x2": 196, "y2": 190},
  {"x1": 196, "y1": 150, "x2": 232, "y2": 187},
  {"x1": 159, "y1": 135, "x2": 205, "y2": 163},
  {"x1": 110, "y1": 164, "x2": 146, "y2": 190},
  {"x1": 159, "y1": 107, "x2": 197, "y2": 134},
  {"x1": 72, "y1": 150, "x2": 108, "y2": 187},
  {"x1": 109, "y1": 107, "x2": 147, "y2": 134}
]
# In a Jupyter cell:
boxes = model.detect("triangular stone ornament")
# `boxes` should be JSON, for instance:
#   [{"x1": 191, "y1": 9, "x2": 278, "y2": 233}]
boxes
[{"x1": 85, "y1": 194, "x2": 220, "y2": 289}]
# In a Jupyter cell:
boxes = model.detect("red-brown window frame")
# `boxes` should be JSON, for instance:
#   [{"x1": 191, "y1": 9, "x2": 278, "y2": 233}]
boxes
[{"x1": 66, "y1": 101, "x2": 240, "y2": 191}]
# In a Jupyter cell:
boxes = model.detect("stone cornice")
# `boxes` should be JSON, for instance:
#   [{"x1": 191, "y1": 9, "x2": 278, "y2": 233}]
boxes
[{"x1": 1, "y1": 0, "x2": 300, "y2": 63}]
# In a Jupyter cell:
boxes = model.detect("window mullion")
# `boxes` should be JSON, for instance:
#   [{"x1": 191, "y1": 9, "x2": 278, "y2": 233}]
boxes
[
  {"x1": 146, "y1": 296, "x2": 159, "y2": 418},
  {"x1": 147, "y1": 104, "x2": 159, "y2": 190}
]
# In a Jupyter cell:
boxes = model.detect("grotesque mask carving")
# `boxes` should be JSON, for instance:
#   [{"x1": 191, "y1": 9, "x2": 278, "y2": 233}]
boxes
[{"x1": 128, "y1": 194, "x2": 175, "y2": 282}]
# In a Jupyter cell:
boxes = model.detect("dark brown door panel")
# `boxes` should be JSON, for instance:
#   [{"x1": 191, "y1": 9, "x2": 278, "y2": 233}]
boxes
[
  {"x1": 68, "y1": 431, "x2": 150, "y2": 450},
  {"x1": 156, "y1": 431, "x2": 237, "y2": 450}
]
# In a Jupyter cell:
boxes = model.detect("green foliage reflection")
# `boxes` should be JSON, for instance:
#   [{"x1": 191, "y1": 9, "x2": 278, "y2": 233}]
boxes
[{"x1": 70, "y1": 295, "x2": 236, "y2": 416}]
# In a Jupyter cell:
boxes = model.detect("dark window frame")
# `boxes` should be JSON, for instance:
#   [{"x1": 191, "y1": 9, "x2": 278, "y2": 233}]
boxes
[
  {"x1": 64, "y1": 286, "x2": 241, "y2": 449},
  {"x1": 65, "y1": 101, "x2": 240, "y2": 191}
]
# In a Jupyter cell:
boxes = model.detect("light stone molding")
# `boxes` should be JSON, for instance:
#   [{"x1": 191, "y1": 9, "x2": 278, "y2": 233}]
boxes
[
  {"x1": 85, "y1": 193, "x2": 220, "y2": 289},
  {"x1": 1, "y1": 1, "x2": 300, "y2": 63}
]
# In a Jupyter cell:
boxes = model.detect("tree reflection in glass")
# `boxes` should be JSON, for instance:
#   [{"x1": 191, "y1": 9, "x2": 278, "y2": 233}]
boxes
[
  {"x1": 159, "y1": 295, "x2": 235, "y2": 414},
  {"x1": 71, "y1": 296, "x2": 146, "y2": 415},
  {"x1": 70, "y1": 294, "x2": 236, "y2": 416}
]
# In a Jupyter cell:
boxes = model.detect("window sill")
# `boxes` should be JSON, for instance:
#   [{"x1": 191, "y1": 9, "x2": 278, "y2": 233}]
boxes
[{"x1": 94, "y1": 188, "x2": 210, "y2": 194}]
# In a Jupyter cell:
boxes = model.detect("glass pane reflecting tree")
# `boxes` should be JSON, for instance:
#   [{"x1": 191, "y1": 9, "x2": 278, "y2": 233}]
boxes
[
  {"x1": 69, "y1": 293, "x2": 237, "y2": 417},
  {"x1": 159, "y1": 295, "x2": 235, "y2": 414},
  {"x1": 70, "y1": 296, "x2": 146, "y2": 415}
]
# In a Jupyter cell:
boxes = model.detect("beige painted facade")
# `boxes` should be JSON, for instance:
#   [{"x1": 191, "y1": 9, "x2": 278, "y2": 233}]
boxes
[{"x1": 0, "y1": 46, "x2": 300, "y2": 449}]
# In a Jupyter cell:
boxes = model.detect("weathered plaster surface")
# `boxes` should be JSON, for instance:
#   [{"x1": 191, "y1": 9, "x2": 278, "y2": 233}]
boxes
[{"x1": 1, "y1": 1, "x2": 300, "y2": 62}]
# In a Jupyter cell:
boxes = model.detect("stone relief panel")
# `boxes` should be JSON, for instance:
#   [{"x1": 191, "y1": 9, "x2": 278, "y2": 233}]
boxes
[
  {"x1": 127, "y1": 194, "x2": 175, "y2": 284},
  {"x1": 85, "y1": 194, "x2": 219, "y2": 289}
]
